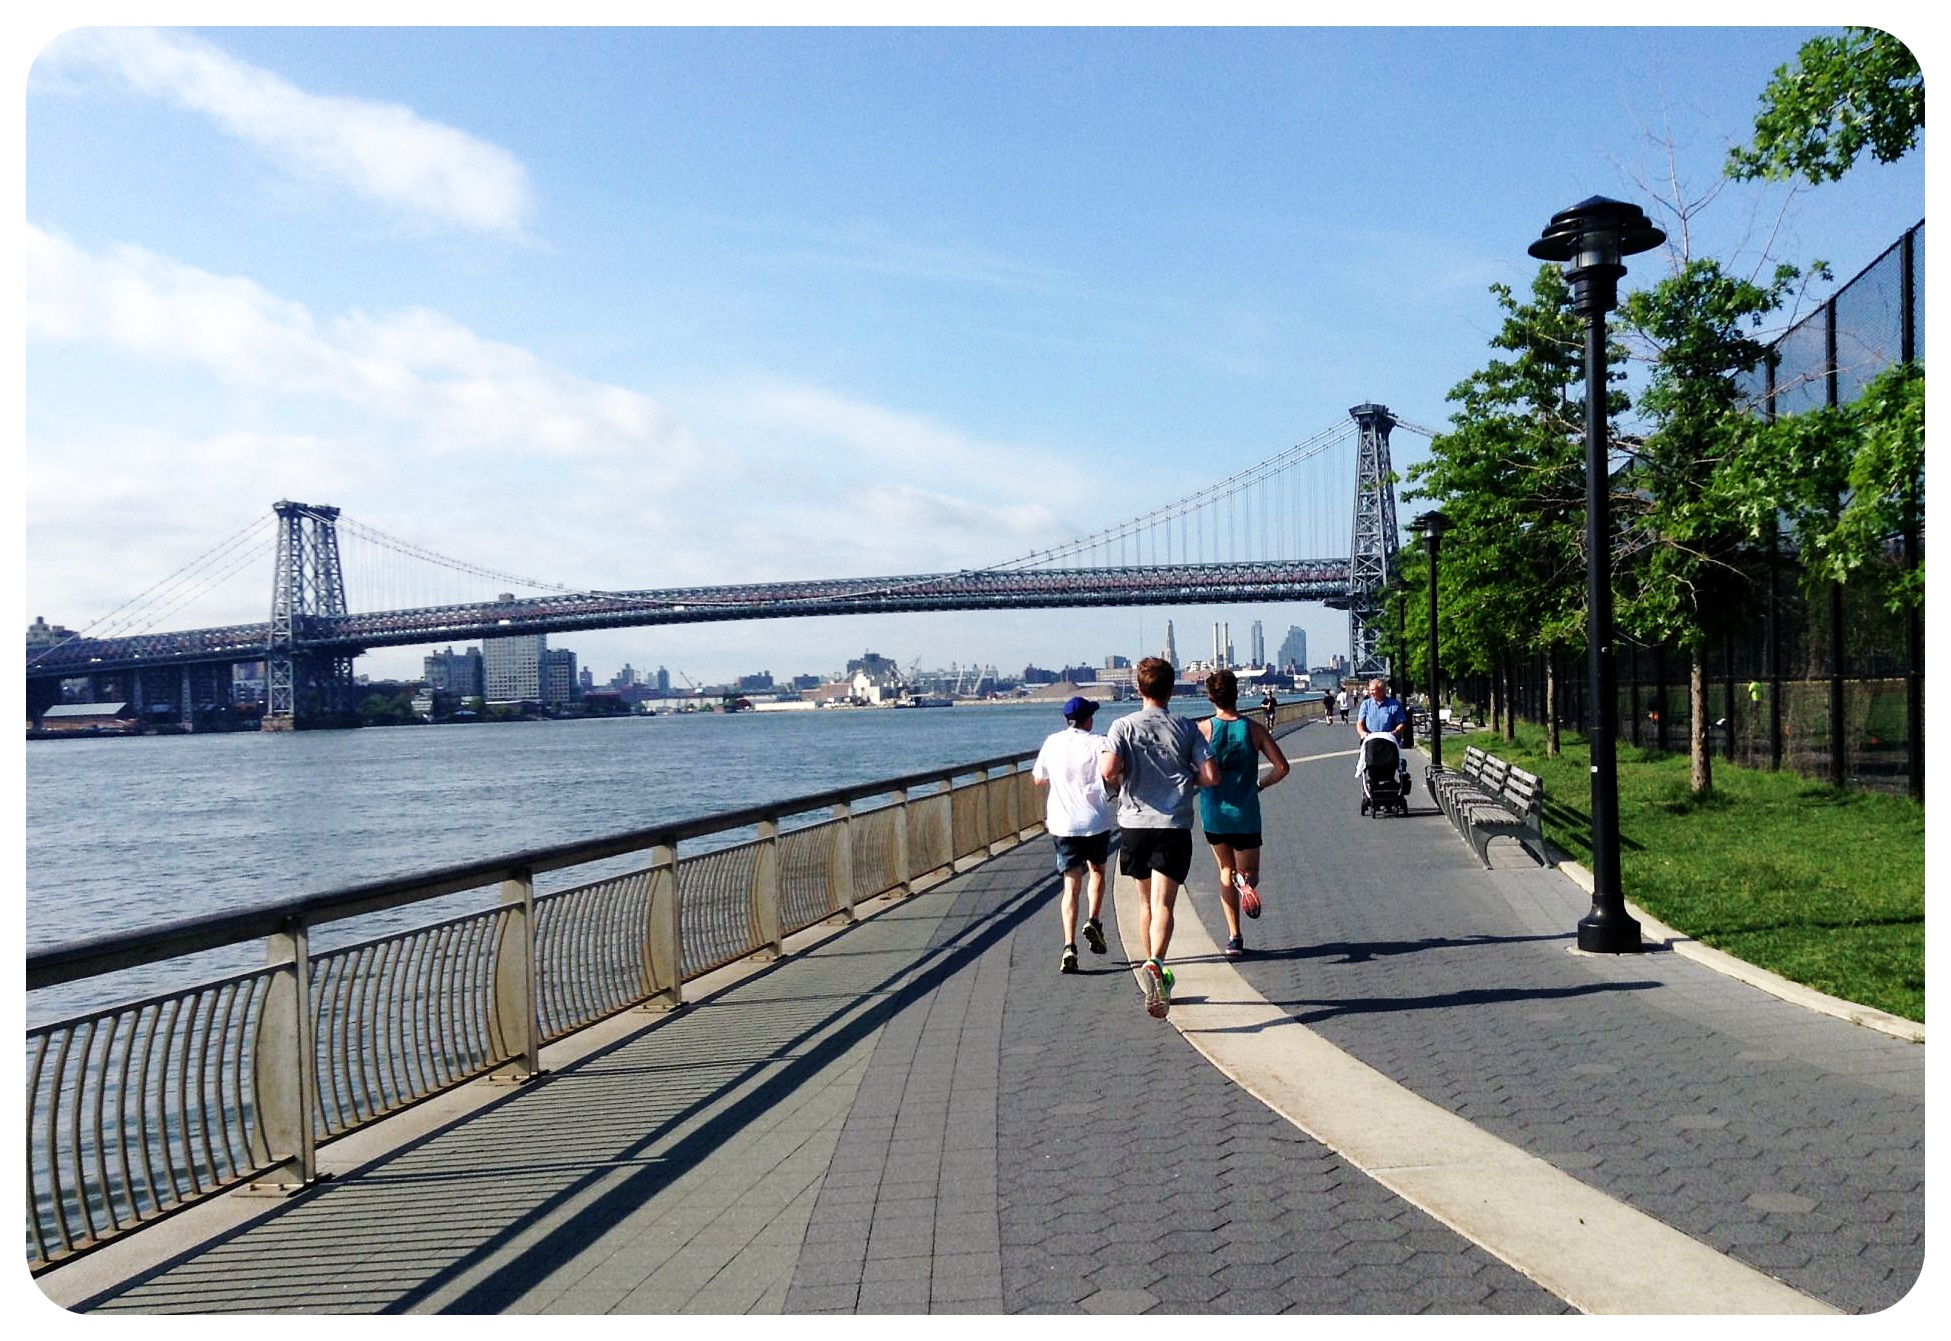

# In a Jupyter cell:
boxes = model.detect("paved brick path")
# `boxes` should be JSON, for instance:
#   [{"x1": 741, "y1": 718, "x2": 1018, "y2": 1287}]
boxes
[{"x1": 55, "y1": 719, "x2": 1923, "y2": 1316}]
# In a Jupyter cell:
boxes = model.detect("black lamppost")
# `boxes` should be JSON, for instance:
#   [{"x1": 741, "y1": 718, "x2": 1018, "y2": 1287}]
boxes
[
  {"x1": 1408, "y1": 511, "x2": 1452, "y2": 782},
  {"x1": 1529, "y1": 196, "x2": 1664, "y2": 955}
]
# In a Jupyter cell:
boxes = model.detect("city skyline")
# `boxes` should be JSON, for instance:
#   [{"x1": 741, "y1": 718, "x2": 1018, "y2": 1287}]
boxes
[{"x1": 24, "y1": 23, "x2": 1929, "y2": 685}]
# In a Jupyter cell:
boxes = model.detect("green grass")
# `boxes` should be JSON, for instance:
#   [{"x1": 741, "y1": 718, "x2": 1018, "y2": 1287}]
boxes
[{"x1": 1466, "y1": 723, "x2": 1924, "y2": 1022}]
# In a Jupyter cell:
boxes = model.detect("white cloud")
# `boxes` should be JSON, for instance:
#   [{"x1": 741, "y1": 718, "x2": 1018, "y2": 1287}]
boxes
[
  {"x1": 27, "y1": 225, "x2": 695, "y2": 465},
  {"x1": 43, "y1": 27, "x2": 533, "y2": 235},
  {"x1": 25, "y1": 229, "x2": 1105, "y2": 645}
]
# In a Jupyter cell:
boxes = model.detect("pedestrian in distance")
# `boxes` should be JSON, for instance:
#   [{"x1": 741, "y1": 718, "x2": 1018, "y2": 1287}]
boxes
[
  {"x1": 1198, "y1": 670, "x2": 1290, "y2": 958},
  {"x1": 1031, "y1": 695, "x2": 1116, "y2": 975},
  {"x1": 1261, "y1": 686, "x2": 1279, "y2": 732},
  {"x1": 1101, "y1": 657, "x2": 1218, "y2": 1019},
  {"x1": 1336, "y1": 686, "x2": 1352, "y2": 723},
  {"x1": 1322, "y1": 690, "x2": 1335, "y2": 724}
]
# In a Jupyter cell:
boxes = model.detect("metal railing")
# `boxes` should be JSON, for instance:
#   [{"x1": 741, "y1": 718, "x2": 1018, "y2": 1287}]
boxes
[
  {"x1": 24, "y1": 697, "x2": 1325, "y2": 1272},
  {"x1": 24, "y1": 751, "x2": 1046, "y2": 1272}
]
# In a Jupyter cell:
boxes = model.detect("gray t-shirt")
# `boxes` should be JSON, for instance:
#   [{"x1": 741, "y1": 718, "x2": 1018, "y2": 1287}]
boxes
[{"x1": 1102, "y1": 705, "x2": 1212, "y2": 829}]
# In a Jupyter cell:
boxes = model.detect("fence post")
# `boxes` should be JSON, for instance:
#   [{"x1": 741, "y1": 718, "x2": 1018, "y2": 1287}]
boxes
[
  {"x1": 490, "y1": 866, "x2": 539, "y2": 1081},
  {"x1": 640, "y1": 841, "x2": 682, "y2": 1011},
  {"x1": 940, "y1": 774, "x2": 959, "y2": 871},
  {"x1": 750, "y1": 817, "x2": 783, "y2": 958},
  {"x1": 1902, "y1": 225, "x2": 1923, "y2": 802},
  {"x1": 829, "y1": 802, "x2": 858, "y2": 923},
  {"x1": 892, "y1": 787, "x2": 913, "y2": 895},
  {"x1": 251, "y1": 918, "x2": 317, "y2": 1190}
]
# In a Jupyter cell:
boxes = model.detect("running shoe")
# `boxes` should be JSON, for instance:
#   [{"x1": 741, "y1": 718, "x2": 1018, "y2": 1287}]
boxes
[
  {"x1": 1061, "y1": 944, "x2": 1079, "y2": 974},
  {"x1": 1224, "y1": 935, "x2": 1244, "y2": 958},
  {"x1": 1142, "y1": 958, "x2": 1169, "y2": 1018},
  {"x1": 1082, "y1": 918, "x2": 1107, "y2": 956},
  {"x1": 1235, "y1": 872, "x2": 1262, "y2": 920}
]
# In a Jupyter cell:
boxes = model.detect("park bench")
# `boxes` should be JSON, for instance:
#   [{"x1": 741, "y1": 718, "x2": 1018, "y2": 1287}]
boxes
[{"x1": 1431, "y1": 745, "x2": 1549, "y2": 869}]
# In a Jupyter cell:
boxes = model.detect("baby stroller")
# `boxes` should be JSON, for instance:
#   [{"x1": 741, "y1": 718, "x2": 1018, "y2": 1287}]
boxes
[{"x1": 1358, "y1": 733, "x2": 1411, "y2": 816}]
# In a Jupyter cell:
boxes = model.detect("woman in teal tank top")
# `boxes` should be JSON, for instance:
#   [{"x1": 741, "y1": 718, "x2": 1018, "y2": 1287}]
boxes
[{"x1": 1197, "y1": 670, "x2": 1291, "y2": 959}]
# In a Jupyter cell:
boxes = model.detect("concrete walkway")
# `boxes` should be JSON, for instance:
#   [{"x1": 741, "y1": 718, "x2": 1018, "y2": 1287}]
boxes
[{"x1": 39, "y1": 719, "x2": 1925, "y2": 1316}]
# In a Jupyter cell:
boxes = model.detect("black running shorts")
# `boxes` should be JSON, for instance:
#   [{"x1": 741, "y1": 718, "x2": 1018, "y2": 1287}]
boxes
[
  {"x1": 1051, "y1": 831, "x2": 1111, "y2": 875},
  {"x1": 1202, "y1": 829, "x2": 1263, "y2": 850},
  {"x1": 1118, "y1": 826, "x2": 1193, "y2": 884}
]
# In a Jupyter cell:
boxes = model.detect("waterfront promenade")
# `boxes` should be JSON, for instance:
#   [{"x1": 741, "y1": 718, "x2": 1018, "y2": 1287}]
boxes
[{"x1": 35, "y1": 718, "x2": 1924, "y2": 1316}]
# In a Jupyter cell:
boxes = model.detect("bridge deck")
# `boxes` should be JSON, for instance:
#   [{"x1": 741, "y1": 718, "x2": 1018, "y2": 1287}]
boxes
[{"x1": 37, "y1": 721, "x2": 1924, "y2": 1315}]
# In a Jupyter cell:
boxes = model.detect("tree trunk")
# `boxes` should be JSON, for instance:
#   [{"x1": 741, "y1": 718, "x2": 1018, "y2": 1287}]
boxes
[
  {"x1": 1545, "y1": 648, "x2": 1561, "y2": 758},
  {"x1": 1690, "y1": 648, "x2": 1712, "y2": 795},
  {"x1": 1502, "y1": 656, "x2": 1516, "y2": 744},
  {"x1": 1489, "y1": 665, "x2": 1502, "y2": 736}
]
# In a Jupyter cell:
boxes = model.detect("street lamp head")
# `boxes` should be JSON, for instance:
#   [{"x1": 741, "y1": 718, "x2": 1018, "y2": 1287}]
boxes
[
  {"x1": 1528, "y1": 196, "x2": 1666, "y2": 316},
  {"x1": 1408, "y1": 509, "x2": 1453, "y2": 539}
]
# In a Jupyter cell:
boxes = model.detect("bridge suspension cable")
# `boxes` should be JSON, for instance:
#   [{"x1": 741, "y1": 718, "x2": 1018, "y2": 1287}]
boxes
[
  {"x1": 987, "y1": 419, "x2": 1354, "y2": 572},
  {"x1": 29, "y1": 513, "x2": 276, "y2": 665}
]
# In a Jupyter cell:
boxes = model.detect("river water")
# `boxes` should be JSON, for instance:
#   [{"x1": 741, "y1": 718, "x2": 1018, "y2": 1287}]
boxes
[{"x1": 25, "y1": 703, "x2": 1150, "y2": 1017}]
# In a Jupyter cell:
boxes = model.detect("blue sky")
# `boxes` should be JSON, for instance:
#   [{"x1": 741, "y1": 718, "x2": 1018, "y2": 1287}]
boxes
[{"x1": 21, "y1": 20, "x2": 1931, "y2": 685}]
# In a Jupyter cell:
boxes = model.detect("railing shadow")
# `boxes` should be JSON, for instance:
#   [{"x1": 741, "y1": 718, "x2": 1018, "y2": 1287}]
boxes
[{"x1": 77, "y1": 866, "x2": 1061, "y2": 1314}]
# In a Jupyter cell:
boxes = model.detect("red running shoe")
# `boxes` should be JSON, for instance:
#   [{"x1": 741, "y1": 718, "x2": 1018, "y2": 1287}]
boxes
[{"x1": 1235, "y1": 873, "x2": 1262, "y2": 920}]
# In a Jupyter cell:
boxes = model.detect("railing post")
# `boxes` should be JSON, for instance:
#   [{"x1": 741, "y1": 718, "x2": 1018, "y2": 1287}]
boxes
[
  {"x1": 251, "y1": 918, "x2": 317, "y2": 1190},
  {"x1": 640, "y1": 840, "x2": 683, "y2": 1011},
  {"x1": 891, "y1": 787, "x2": 913, "y2": 896},
  {"x1": 829, "y1": 802, "x2": 858, "y2": 923},
  {"x1": 490, "y1": 866, "x2": 540, "y2": 1081},
  {"x1": 940, "y1": 774, "x2": 957, "y2": 871},
  {"x1": 750, "y1": 817, "x2": 783, "y2": 958}
]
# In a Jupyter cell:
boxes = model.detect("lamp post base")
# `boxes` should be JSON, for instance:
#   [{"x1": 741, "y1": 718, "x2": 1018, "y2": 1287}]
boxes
[{"x1": 1576, "y1": 904, "x2": 1644, "y2": 954}]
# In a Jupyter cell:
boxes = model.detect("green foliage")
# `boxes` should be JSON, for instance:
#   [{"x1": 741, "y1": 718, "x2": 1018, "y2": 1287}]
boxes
[
  {"x1": 1718, "y1": 361, "x2": 1924, "y2": 613},
  {"x1": 1617, "y1": 258, "x2": 1807, "y2": 653},
  {"x1": 1832, "y1": 363, "x2": 1925, "y2": 608},
  {"x1": 1726, "y1": 27, "x2": 1924, "y2": 185},
  {"x1": 1405, "y1": 266, "x2": 1596, "y2": 685}
]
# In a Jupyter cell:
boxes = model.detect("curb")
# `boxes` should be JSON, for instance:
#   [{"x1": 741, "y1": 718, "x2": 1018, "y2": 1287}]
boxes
[{"x1": 1555, "y1": 860, "x2": 1924, "y2": 1044}]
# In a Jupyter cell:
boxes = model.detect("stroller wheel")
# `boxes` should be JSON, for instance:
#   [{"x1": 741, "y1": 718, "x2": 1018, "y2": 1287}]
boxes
[{"x1": 1359, "y1": 798, "x2": 1368, "y2": 815}]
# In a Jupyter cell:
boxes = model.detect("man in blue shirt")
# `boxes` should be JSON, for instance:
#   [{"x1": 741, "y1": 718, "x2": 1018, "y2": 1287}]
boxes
[{"x1": 1354, "y1": 677, "x2": 1411, "y2": 784}]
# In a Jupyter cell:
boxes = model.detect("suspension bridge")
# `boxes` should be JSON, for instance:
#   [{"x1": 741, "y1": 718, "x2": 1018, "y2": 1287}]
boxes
[{"x1": 26, "y1": 403, "x2": 1434, "y2": 728}]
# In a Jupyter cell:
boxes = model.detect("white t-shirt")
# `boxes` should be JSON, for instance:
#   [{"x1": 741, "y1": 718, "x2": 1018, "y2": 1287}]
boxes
[{"x1": 1032, "y1": 725, "x2": 1115, "y2": 837}]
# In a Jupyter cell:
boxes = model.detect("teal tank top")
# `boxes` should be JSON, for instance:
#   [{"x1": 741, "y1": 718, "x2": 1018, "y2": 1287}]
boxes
[{"x1": 1198, "y1": 716, "x2": 1261, "y2": 835}]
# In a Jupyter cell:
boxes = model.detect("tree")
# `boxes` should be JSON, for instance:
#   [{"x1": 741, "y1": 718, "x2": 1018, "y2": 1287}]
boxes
[
  {"x1": 1726, "y1": 27, "x2": 1923, "y2": 185},
  {"x1": 1406, "y1": 265, "x2": 1598, "y2": 755},
  {"x1": 1619, "y1": 257, "x2": 1807, "y2": 794}
]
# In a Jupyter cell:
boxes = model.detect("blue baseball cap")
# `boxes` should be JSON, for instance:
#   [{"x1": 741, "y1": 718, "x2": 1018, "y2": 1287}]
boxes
[{"x1": 1062, "y1": 695, "x2": 1099, "y2": 720}]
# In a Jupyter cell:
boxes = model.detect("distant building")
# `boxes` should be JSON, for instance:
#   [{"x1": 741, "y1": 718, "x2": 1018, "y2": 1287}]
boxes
[
  {"x1": 790, "y1": 673, "x2": 822, "y2": 691},
  {"x1": 424, "y1": 646, "x2": 484, "y2": 699},
  {"x1": 484, "y1": 634, "x2": 544, "y2": 703},
  {"x1": 1021, "y1": 664, "x2": 1058, "y2": 685},
  {"x1": 579, "y1": 667, "x2": 595, "y2": 693},
  {"x1": 26, "y1": 616, "x2": 76, "y2": 650},
  {"x1": 1103, "y1": 654, "x2": 1132, "y2": 670},
  {"x1": 1277, "y1": 627, "x2": 1308, "y2": 674},
  {"x1": 1163, "y1": 620, "x2": 1178, "y2": 668},
  {"x1": 1250, "y1": 621, "x2": 1265, "y2": 667},
  {"x1": 542, "y1": 647, "x2": 578, "y2": 706},
  {"x1": 737, "y1": 671, "x2": 775, "y2": 692},
  {"x1": 655, "y1": 666, "x2": 671, "y2": 693},
  {"x1": 846, "y1": 651, "x2": 902, "y2": 681},
  {"x1": 36, "y1": 702, "x2": 138, "y2": 734}
]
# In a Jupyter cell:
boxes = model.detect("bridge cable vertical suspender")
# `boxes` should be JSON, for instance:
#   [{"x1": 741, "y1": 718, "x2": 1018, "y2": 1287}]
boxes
[{"x1": 1347, "y1": 402, "x2": 1400, "y2": 679}]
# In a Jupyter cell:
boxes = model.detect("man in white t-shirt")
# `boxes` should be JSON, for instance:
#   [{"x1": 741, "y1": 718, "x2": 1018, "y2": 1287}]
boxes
[{"x1": 1032, "y1": 695, "x2": 1116, "y2": 975}]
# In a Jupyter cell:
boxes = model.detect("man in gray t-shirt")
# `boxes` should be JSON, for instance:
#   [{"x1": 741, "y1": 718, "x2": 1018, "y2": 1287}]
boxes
[{"x1": 1101, "y1": 657, "x2": 1217, "y2": 1020}]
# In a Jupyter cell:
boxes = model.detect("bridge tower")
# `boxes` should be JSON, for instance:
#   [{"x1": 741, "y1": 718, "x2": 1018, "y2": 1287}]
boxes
[
  {"x1": 1347, "y1": 402, "x2": 1400, "y2": 679},
  {"x1": 265, "y1": 500, "x2": 352, "y2": 731}
]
